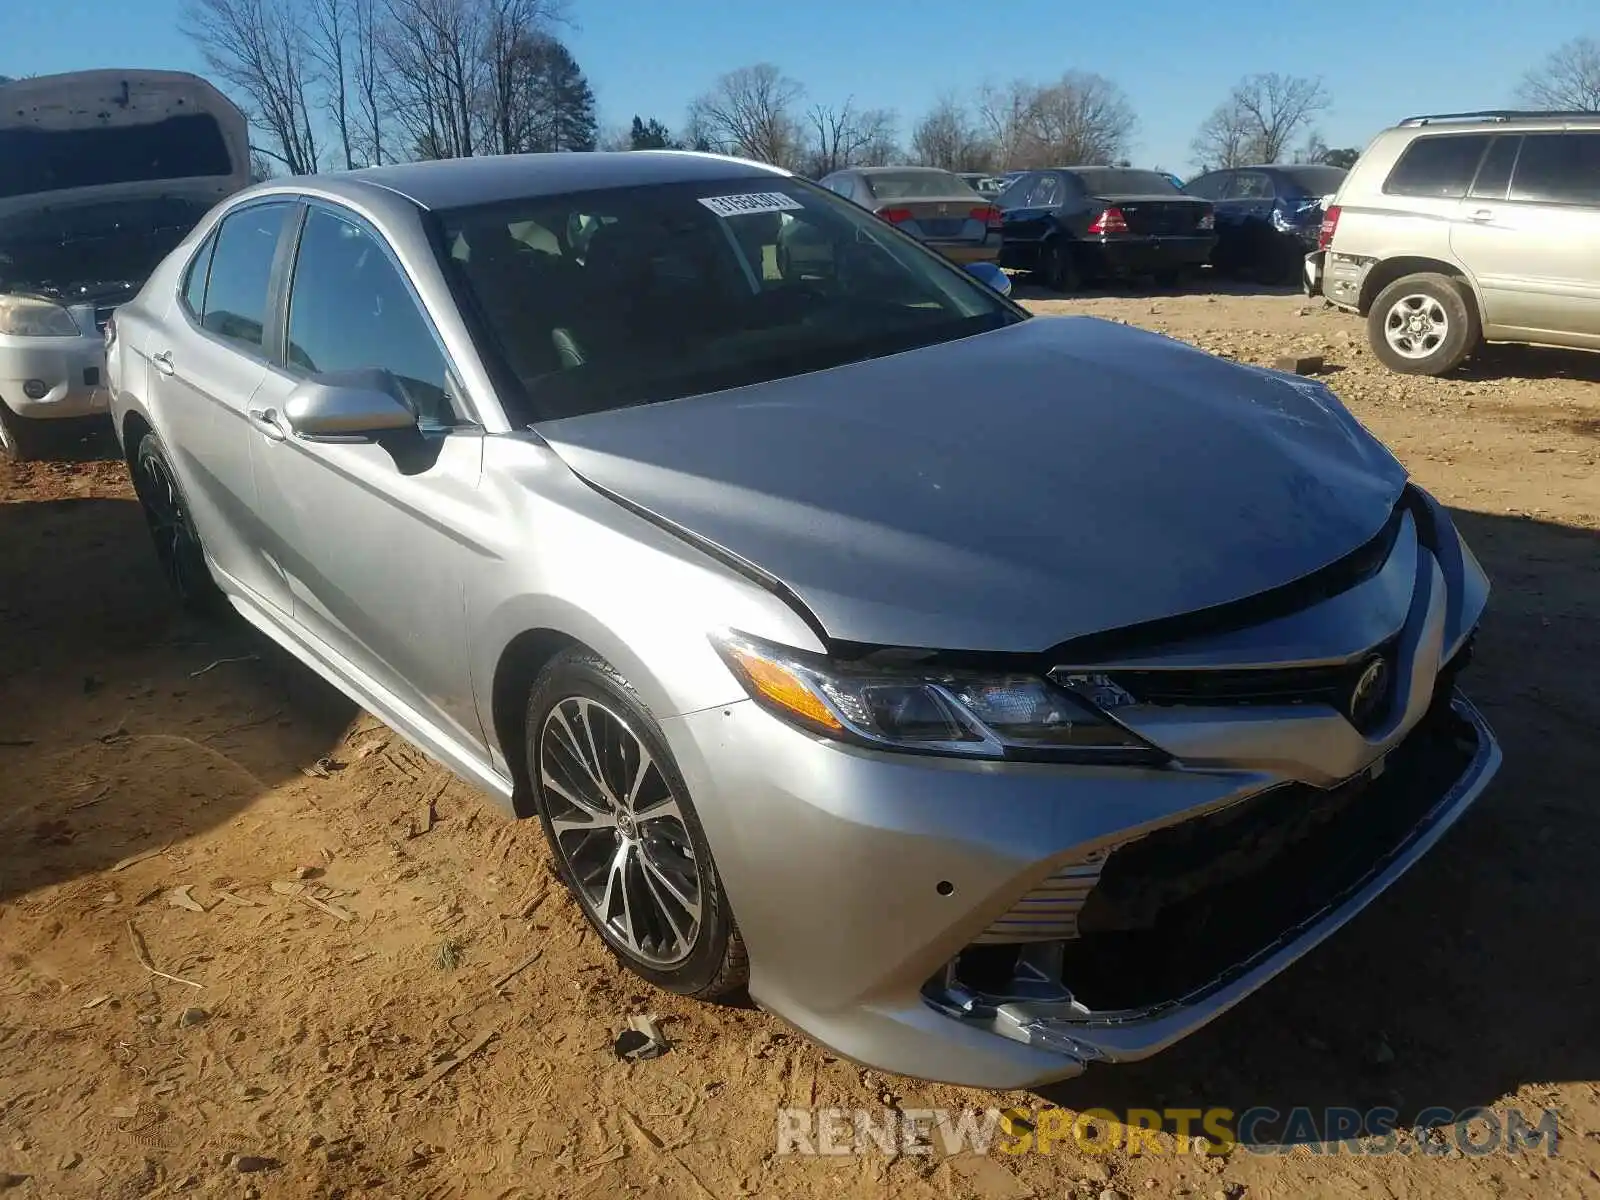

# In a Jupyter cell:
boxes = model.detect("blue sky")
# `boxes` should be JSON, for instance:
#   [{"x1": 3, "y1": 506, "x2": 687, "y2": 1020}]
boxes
[{"x1": 4, "y1": 0, "x2": 1593, "y2": 171}]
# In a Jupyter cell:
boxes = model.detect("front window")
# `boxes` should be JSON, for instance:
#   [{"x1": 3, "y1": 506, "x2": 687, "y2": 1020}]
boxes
[
  {"x1": 0, "y1": 114, "x2": 235, "y2": 200},
  {"x1": 436, "y1": 176, "x2": 1023, "y2": 423}
]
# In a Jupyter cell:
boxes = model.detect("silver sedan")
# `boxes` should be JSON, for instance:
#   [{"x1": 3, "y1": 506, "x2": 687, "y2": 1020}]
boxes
[{"x1": 106, "y1": 151, "x2": 1500, "y2": 1089}]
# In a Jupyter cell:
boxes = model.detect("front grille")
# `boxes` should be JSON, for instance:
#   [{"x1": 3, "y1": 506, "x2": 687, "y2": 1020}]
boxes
[
  {"x1": 1107, "y1": 641, "x2": 1397, "y2": 710},
  {"x1": 1052, "y1": 685, "x2": 1478, "y2": 1011}
]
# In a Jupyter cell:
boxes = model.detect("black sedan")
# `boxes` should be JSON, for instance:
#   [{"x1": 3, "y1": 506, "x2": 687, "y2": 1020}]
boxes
[
  {"x1": 1182, "y1": 164, "x2": 1347, "y2": 282},
  {"x1": 996, "y1": 167, "x2": 1216, "y2": 292}
]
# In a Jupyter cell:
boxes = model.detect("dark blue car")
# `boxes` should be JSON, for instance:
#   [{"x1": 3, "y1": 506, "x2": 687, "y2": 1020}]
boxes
[{"x1": 1182, "y1": 164, "x2": 1347, "y2": 282}]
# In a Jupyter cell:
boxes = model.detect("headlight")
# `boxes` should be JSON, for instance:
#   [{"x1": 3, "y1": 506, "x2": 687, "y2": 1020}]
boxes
[
  {"x1": 712, "y1": 631, "x2": 1166, "y2": 765},
  {"x1": 0, "y1": 295, "x2": 82, "y2": 337}
]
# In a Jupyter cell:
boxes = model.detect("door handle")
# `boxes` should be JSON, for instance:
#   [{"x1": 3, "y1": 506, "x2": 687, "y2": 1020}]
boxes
[
  {"x1": 151, "y1": 350, "x2": 175, "y2": 376},
  {"x1": 1467, "y1": 209, "x2": 1495, "y2": 223},
  {"x1": 246, "y1": 406, "x2": 287, "y2": 442}
]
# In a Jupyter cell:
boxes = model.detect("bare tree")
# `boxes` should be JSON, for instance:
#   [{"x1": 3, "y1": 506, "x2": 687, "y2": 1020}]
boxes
[
  {"x1": 1016, "y1": 72, "x2": 1136, "y2": 166},
  {"x1": 912, "y1": 93, "x2": 994, "y2": 171},
  {"x1": 1517, "y1": 36, "x2": 1600, "y2": 111},
  {"x1": 306, "y1": 0, "x2": 356, "y2": 168},
  {"x1": 350, "y1": 0, "x2": 387, "y2": 163},
  {"x1": 686, "y1": 64, "x2": 805, "y2": 168},
  {"x1": 381, "y1": 0, "x2": 487, "y2": 159},
  {"x1": 974, "y1": 73, "x2": 1136, "y2": 169},
  {"x1": 183, "y1": 0, "x2": 321, "y2": 173},
  {"x1": 480, "y1": 0, "x2": 567, "y2": 154},
  {"x1": 1191, "y1": 73, "x2": 1330, "y2": 170},
  {"x1": 801, "y1": 99, "x2": 897, "y2": 176}
]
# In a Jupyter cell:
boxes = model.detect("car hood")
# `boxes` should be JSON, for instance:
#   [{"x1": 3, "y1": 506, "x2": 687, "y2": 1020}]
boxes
[{"x1": 535, "y1": 316, "x2": 1408, "y2": 653}]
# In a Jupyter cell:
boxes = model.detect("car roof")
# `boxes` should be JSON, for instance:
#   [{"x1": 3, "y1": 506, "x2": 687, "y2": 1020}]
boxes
[
  {"x1": 853, "y1": 165, "x2": 955, "y2": 175},
  {"x1": 260, "y1": 151, "x2": 789, "y2": 212}
]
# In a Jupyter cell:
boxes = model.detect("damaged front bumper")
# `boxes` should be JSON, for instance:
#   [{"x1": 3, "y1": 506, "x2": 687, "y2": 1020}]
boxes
[
  {"x1": 924, "y1": 692, "x2": 1498, "y2": 1074},
  {"x1": 659, "y1": 486, "x2": 1498, "y2": 1090}
]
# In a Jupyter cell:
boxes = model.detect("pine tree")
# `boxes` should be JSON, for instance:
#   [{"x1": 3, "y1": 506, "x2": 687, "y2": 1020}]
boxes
[{"x1": 628, "y1": 115, "x2": 679, "y2": 150}]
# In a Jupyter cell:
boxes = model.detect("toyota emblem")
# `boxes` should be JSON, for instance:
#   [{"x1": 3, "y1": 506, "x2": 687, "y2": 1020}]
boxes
[{"x1": 1347, "y1": 654, "x2": 1390, "y2": 731}]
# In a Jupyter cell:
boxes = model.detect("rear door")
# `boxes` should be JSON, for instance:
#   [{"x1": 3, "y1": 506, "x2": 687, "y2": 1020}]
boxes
[
  {"x1": 1450, "y1": 131, "x2": 1600, "y2": 344},
  {"x1": 149, "y1": 199, "x2": 296, "y2": 611},
  {"x1": 244, "y1": 201, "x2": 489, "y2": 749}
]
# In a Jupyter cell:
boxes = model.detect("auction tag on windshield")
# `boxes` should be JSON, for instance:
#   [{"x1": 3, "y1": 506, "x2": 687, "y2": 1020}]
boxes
[{"x1": 698, "y1": 192, "x2": 805, "y2": 218}]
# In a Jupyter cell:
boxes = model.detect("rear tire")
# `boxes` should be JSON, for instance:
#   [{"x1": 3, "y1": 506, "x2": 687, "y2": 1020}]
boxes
[
  {"x1": 1041, "y1": 240, "x2": 1079, "y2": 293},
  {"x1": 0, "y1": 400, "x2": 46, "y2": 463},
  {"x1": 525, "y1": 648, "x2": 748, "y2": 1000},
  {"x1": 131, "y1": 432, "x2": 225, "y2": 614},
  {"x1": 1368, "y1": 273, "x2": 1480, "y2": 376}
]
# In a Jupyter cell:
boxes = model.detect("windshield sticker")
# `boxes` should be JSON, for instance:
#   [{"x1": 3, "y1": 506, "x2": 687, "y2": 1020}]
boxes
[{"x1": 697, "y1": 192, "x2": 805, "y2": 218}]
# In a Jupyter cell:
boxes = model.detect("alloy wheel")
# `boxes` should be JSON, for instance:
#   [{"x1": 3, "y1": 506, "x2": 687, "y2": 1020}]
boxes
[
  {"x1": 135, "y1": 447, "x2": 204, "y2": 600},
  {"x1": 1382, "y1": 293, "x2": 1450, "y2": 360},
  {"x1": 537, "y1": 696, "x2": 704, "y2": 967}
]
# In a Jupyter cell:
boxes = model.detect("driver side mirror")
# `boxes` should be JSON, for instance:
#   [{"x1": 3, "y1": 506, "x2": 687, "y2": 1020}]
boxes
[
  {"x1": 283, "y1": 368, "x2": 417, "y2": 440},
  {"x1": 965, "y1": 261, "x2": 1012, "y2": 297}
]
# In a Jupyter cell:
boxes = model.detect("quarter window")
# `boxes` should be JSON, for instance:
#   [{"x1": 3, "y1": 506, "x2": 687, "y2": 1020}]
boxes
[
  {"x1": 285, "y1": 206, "x2": 457, "y2": 428},
  {"x1": 1383, "y1": 134, "x2": 1491, "y2": 199},
  {"x1": 1508, "y1": 132, "x2": 1600, "y2": 205},
  {"x1": 202, "y1": 203, "x2": 291, "y2": 351},
  {"x1": 181, "y1": 232, "x2": 217, "y2": 319}
]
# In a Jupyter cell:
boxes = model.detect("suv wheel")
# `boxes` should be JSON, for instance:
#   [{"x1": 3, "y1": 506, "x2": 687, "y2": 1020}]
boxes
[
  {"x1": 1368, "y1": 273, "x2": 1480, "y2": 376},
  {"x1": 525, "y1": 648, "x2": 748, "y2": 1000}
]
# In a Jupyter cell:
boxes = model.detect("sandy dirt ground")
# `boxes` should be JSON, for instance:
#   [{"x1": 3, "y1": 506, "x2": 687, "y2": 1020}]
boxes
[{"x1": 3, "y1": 282, "x2": 1599, "y2": 1200}]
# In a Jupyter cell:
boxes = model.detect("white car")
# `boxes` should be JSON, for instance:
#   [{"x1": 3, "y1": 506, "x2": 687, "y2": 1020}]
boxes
[{"x1": 0, "y1": 70, "x2": 250, "y2": 460}]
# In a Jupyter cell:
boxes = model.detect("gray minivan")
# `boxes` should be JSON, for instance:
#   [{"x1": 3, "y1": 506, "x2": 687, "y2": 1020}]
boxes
[{"x1": 1306, "y1": 111, "x2": 1600, "y2": 375}]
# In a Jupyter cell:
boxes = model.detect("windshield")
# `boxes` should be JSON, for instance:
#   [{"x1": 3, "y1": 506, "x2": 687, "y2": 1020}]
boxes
[
  {"x1": 1071, "y1": 169, "x2": 1182, "y2": 196},
  {"x1": 0, "y1": 113, "x2": 234, "y2": 200},
  {"x1": 864, "y1": 171, "x2": 978, "y2": 200},
  {"x1": 1277, "y1": 165, "x2": 1348, "y2": 197},
  {"x1": 437, "y1": 176, "x2": 1023, "y2": 423}
]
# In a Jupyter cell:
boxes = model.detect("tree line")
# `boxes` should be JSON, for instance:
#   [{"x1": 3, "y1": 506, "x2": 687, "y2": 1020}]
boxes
[
  {"x1": 177, "y1": 13, "x2": 1600, "y2": 181},
  {"x1": 184, "y1": 0, "x2": 595, "y2": 173}
]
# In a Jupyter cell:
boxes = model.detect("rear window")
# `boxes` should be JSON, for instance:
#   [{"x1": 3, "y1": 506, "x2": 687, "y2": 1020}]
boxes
[
  {"x1": 1508, "y1": 132, "x2": 1600, "y2": 205},
  {"x1": 436, "y1": 177, "x2": 1021, "y2": 424},
  {"x1": 0, "y1": 113, "x2": 235, "y2": 200},
  {"x1": 864, "y1": 171, "x2": 977, "y2": 200},
  {"x1": 1383, "y1": 134, "x2": 1489, "y2": 199},
  {"x1": 1277, "y1": 166, "x2": 1347, "y2": 197},
  {"x1": 1070, "y1": 169, "x2": 1180, "y2": 195}
]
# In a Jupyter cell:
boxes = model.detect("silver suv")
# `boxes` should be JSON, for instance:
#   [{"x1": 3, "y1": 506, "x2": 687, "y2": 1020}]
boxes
[{"x1": 1305, "y1": 110, "x2": 1600, "y2": 376}]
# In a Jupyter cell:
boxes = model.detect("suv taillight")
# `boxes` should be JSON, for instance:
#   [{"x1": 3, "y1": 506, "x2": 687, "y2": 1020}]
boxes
[
  {"x1": 1087, "y1": 207, "x2": 1128, "y2": 235},
  {"x1": 1318, "y1": 204, "x2": 1341, "y2": 251},
  {"x1": 103, "y1": 313, "x2": 116, "y2": 351}
]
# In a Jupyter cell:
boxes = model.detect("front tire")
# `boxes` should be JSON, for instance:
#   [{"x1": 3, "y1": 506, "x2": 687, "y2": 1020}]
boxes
[
  {"x1": 525, "y1": 648, "x2": 747, "y2": 999},
  {"x1": 1368, "y1": 273, "x2": 1480, "y2": 376},
  {"x1": 131, "y1": 432, "x2": 224, "y2": 613}
]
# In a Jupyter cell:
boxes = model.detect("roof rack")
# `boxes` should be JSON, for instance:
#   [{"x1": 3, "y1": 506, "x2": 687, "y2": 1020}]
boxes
[{"x1": 1397, "y1": 109, "x2": 1596, "y2": 127}]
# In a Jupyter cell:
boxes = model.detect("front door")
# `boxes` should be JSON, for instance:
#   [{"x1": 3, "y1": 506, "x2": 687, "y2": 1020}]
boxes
[
  {"x1": 244, "y1": 202, "x2": 489, "y2": 751},
  {"x1": 149, "y1": 200, "x2": 296, "y2": 610}
]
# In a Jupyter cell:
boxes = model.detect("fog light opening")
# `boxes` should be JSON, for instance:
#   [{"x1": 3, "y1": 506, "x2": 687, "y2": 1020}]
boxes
[
  {"x1": 935, "y1": 880, "x2": 954, "y2": 896},
  {"x1": 22, "y1": 380, "x2": 48, "y2": 400}
]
